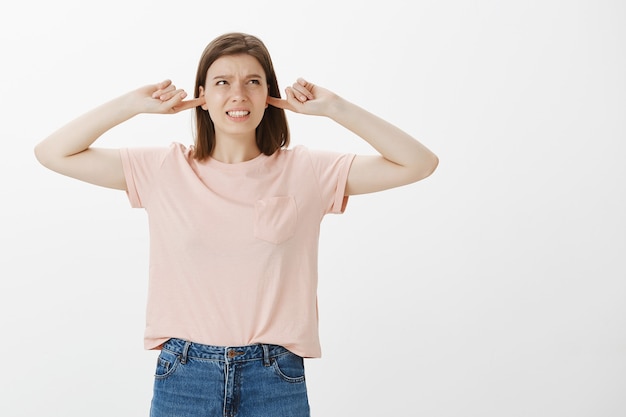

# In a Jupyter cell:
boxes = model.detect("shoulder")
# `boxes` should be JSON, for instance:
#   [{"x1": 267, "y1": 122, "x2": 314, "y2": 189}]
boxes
[
  {"x1": 267, "y1": 145, "x2": 308, "y2": 166},
  {"x1": 276, "y1": 145, "x2": 308, "y2": 158},
  {"x1": 280, "y1": 145, "x2": 354, "y2": 167},
  {"x1": 122, "y1": 142, "x2": 192, "y2": 171},
  {"x1": 272, "y1": 146, "x2": 354, "y2": 178},
  {"x1": 275, "y1": 145, "x2": 337, "y2": 162},
  {"x1": 124, "y1": 142, "x2": 189, "y2": 157},
  {"x1": 167, "y1": 142, "x2": 193, "y2": 157}
]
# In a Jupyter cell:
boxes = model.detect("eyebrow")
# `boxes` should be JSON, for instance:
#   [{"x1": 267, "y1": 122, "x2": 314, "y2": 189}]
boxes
[{"x1": 211, "y1": 74, "x2": 264, "y2": 80}]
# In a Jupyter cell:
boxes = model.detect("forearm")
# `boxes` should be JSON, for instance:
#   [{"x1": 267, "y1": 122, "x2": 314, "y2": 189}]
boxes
[
  {"x1": 327, "y1": 96, "x2": 438, "y2": 172},
  {"x1": 35, "y1": 93, "x2": 138, "y2": 163},
  {"x1": 34, "y1": 80, "x2": 195, "y2": 189},
  {"x1": 272, "y1": 79, "x2": 439, "y2": 194}
]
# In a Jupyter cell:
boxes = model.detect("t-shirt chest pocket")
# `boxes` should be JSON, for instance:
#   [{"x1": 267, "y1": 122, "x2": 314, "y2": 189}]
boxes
[{"x1": 254, "y1": 196, "x2": 298, "y2": 244}]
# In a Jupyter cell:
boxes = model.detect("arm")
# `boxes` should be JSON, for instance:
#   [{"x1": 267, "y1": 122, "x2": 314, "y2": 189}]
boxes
[
  {"x1": 267, "y1": 78, "x2": 438, "y2": 195},
  {"x1": 34, "y1": 80, "x2": 204, "y2": 190}
]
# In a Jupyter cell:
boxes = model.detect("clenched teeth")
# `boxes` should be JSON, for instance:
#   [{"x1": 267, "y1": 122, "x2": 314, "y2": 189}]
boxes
[{"x1": 227, "y1": 110, "x2": 250, "y2": 117}]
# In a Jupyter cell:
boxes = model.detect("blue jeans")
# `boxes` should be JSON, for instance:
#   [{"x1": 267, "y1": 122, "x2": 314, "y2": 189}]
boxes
[{"x1": 150, "y1": 338, "x2": 310, "y2": 417}]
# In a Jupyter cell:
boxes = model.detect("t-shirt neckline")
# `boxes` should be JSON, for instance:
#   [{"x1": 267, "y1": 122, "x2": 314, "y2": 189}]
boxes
[{"x1": 204, "y1": 151, "x2": 270, "y2": 172}]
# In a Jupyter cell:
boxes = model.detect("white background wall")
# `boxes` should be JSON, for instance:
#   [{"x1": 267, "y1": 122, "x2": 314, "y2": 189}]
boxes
[{"x1": 1, "y1": 0, "x2": 624, "y2": 416}]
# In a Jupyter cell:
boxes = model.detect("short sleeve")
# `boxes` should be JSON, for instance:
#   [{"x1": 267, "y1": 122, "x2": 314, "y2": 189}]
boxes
[
  {"x1": 120, "y1": 146, "x2": 169, "y2": 208},
  {"x1": 302, "y1": 147, "x2": 356, "y2": 215}
]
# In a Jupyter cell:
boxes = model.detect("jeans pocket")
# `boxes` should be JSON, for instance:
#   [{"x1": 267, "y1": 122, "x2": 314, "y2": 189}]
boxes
[
  {"x1": 254, "y1": 196, "x2": 298, "y2": 244},
  {"x1": 154, "y1": 349, "x2": 181, "y2": 380},
  {"x1": 271, "y1": 351, "x2": 306, "y2": 383}
]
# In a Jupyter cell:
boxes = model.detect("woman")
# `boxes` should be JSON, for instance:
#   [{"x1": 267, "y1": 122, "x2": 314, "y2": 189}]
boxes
[{"x1": 34, "y1": 32, "x2": 438, "y2": 417}]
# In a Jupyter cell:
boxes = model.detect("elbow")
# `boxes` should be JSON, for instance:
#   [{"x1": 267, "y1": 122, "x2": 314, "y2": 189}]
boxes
[
  {"x1": 33, "y1": 142, "x2": 51, "y2": 168},
  {"x1": 425, "y1": 153, "x2": 439, "y2": 178},
  {"x1": 410, "y1": 152, "x2": 439, "y2": 184},
  {"x1": 34, "y1": 141, "x2": 63, "y2": 171},
  {"x1": 33, "y1": 143, "x2": 46, "y2": 165}
]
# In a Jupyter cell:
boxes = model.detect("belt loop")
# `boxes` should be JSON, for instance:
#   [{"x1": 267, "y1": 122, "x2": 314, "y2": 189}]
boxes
[
  {"x1": 180, "y1": 340, "x2": 191, "y2": 365},
  {"x1": 262, "y1": 344, "x2": 271, "y2": 367}
]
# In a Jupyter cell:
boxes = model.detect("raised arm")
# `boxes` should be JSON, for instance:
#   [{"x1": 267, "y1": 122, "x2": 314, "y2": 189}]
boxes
[
  {"x1": 267, "y1": 78, "x2": 438, "y2": 195},
  {"x1": 34, "y1": 80, "x2": 203, "y2": 190}
]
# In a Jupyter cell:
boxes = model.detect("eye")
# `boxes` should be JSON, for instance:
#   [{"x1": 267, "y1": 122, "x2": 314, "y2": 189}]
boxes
[
  {"x1": 248, "y1": 79, "x2": 261, "y2": 85},
  {"x1": 216, "y1": 80, "x2": 228, "y2": 86}
]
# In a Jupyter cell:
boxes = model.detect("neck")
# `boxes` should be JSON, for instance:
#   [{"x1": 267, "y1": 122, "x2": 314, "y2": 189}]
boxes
[{"x1": 212, "y1": 134, "x2": 261, "y2": 164}]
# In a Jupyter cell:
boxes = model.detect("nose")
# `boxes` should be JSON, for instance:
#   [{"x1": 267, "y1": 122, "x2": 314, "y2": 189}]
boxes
[{"x1": 230, "y1": 81, "x2": 247, "y2": 101}]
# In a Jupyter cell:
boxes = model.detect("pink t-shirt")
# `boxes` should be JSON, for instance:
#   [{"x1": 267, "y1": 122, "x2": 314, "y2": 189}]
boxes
[{"x1": 120, "y1": 143, "x2": 355, "y2": 358}]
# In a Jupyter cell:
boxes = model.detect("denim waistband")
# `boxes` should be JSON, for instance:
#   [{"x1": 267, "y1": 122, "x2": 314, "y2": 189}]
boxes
[{"x1": 161, "y1": 338, "x2": 291, "y2": 364}]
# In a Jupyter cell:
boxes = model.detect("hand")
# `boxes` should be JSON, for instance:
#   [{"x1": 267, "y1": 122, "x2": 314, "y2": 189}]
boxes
[
  {"x1": 267, "y1": 78, "x2": 337, "y2": 117},
  {"x1": 137, "y1": 80, "x2": 205, "y2": 114}
]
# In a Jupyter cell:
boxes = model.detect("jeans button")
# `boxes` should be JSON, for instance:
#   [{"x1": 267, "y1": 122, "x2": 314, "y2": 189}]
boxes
[{"x1": 227, "y1": 350, "x2": 244, "y2": 358}]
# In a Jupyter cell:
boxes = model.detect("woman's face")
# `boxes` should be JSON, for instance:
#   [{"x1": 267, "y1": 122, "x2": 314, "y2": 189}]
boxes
[{"x1": 199, "y1": 54, "x2": 268, "y2": 139}]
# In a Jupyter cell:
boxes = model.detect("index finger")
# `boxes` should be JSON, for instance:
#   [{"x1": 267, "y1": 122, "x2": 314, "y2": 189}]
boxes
[
  {"x1": 267, "y1": 96, "x2": 295, "y2": 112},
  {"x1": 173, "y1": 96, "x2": 206, "y2": 113}
]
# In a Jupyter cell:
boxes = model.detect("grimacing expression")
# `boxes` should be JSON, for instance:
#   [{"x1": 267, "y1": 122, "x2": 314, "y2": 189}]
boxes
[{"x1": 200, "y1": 54, "x2": 269, "y2": 138}]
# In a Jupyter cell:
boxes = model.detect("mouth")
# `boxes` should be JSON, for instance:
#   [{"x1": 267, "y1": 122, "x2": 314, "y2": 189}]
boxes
[{"x1": 226, "y1": 110, "x2": 251, "y2": 118}]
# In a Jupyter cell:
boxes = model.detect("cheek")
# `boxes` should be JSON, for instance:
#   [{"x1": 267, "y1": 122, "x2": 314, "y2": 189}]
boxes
[
  {"x1": 205, "y1": 94, "x2": 223, "y2": 114},
  {"x1": 254, "y1": 90, "x2": 269, "y2": 106},
  {"x1": 205, "y1": 101, "x2": 221, "y2": 121}
]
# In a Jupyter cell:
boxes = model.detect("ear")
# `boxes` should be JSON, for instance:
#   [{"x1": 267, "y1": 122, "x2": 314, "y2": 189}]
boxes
[{"x1": 198, "y1": 86, "x2": 208, "y2": 110}]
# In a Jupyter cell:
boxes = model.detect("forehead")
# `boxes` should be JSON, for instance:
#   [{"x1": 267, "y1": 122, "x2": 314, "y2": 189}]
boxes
[{"x1": 207, "y1": 54, "x2": 265, "y2": 77}]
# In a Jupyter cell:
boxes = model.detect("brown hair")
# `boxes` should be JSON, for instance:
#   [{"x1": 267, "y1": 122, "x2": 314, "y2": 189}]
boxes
[{"x1": 193, "y1": 32, "x2": 289, "y2": 160}]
